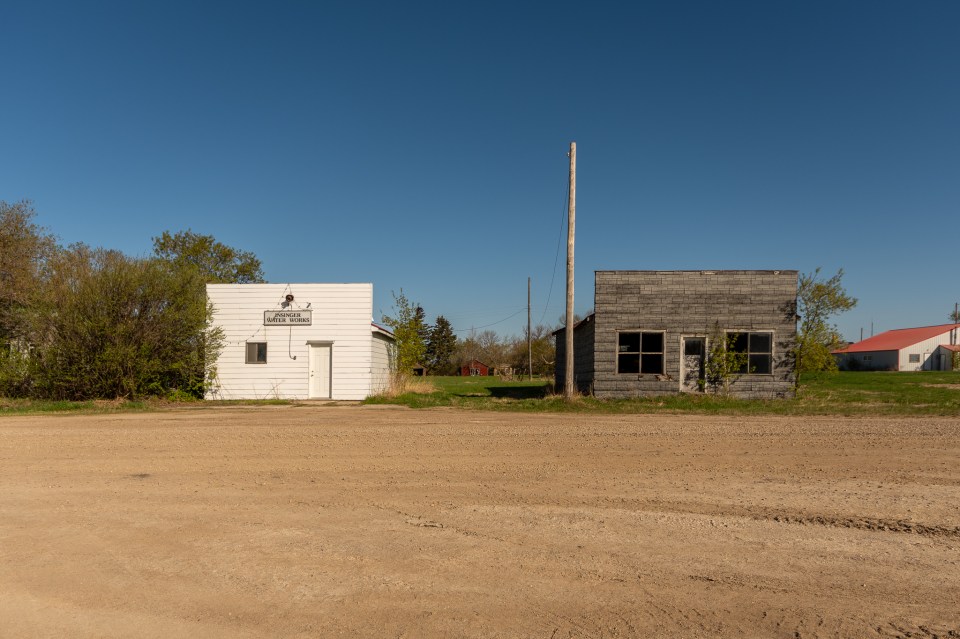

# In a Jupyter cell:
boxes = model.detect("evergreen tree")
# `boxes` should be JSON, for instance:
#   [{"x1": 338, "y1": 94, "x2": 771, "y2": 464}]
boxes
[{"x1": 425, "y1": 316, "x2": 457, "y2": 375}]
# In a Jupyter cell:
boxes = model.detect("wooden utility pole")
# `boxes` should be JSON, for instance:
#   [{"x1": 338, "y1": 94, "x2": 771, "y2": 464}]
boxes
[
  {"x1": 564, "y1": 142, "x2": 576, "y2": 399},
  {"x1": 528, "y1": 277, "x2": 533, "y2": 381}
]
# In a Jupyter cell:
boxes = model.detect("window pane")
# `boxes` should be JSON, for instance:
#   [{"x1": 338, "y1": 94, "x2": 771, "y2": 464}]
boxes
[
  {"x1": 749, "y1": 354, "x2": 771, "y2": 374},
  {"x1": 618, "y1": 354, "x2": 640, "y2": 373},
  {"x1": 749, "y1": 333, "x2": 771, "y2": 354},
  {"x1": 684, "y1": 339, "x2": 704, "y2": 356},
  {"x1": 641, "y1": 332, "x2": 663, "y2": 353},
  {"x1": 246, "y1": 342, "x2": 267, "y2": 364},
  {"x1": 730, "y1": 332, "x2": 748, "y2": 353},
  {"x1": 641, "y1": 353, "x2": 664, "y2": 374},
  {"x1": 618, "y1": 333, "x2": 640, "y2": 353}
]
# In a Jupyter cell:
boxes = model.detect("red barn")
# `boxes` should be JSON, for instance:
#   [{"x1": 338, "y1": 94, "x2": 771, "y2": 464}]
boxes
[{"x1": 460, "y1": 360, "x2": 490, "y2": 376}]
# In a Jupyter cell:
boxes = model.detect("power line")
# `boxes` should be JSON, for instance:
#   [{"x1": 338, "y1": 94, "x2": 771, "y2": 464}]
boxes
[
  {"x1": 539, "y1": 170, "x2": 571, "y2": 326},
  {"x1": 451, "y1": 307, "x2": 527, "y2": 333}
]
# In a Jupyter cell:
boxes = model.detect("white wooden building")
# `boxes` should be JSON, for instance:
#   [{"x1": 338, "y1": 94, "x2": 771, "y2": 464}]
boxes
[{"x1": 206, "y1": 283, "x2": 394, "y2": 400}]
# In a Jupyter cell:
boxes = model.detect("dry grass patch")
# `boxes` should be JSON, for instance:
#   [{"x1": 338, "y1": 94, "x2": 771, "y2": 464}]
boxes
[{"x1": 377, "y1": 374, "x2": 438, "y2": 398}]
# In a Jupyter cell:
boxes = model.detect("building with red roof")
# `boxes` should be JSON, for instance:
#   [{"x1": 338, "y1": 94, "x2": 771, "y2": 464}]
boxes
[{"x1": 833, "y1": 323, "x2": 960, "y2": 371}]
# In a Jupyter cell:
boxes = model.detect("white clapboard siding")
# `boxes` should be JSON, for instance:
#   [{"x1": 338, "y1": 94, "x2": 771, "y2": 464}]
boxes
[
  {"x1": 371, "y1": 330, "x2": 394, "y2": 395},
  {"x1": 206, "y1": 283, "x2": 390, "y2": 400}
]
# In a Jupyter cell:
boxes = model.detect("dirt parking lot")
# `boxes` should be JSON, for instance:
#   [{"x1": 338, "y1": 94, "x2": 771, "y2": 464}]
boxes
[{"x1": 1, "y1": 406, "x2": 958, "y2": 638}]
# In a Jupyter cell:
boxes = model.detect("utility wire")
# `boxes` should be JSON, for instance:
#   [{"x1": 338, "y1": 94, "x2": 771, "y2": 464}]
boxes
[
  {"x1": 539, "y1": 171, "x2": 571, "y2": 326},
  {"x1": 452, "y1": 307, "x2": 527, "y2": 334}
]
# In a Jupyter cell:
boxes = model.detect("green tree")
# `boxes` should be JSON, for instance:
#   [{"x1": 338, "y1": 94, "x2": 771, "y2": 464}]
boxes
[
  {"x1": 152, "y1": 229, "x2": 264, "y2": 283},
  {"x1": 797, "y1": 268, "x2": 857, "y2": 374},
  {"x1": 425, "y1": 315, "x2": 457, "y2": 375},
  {"x1": 381, "y1": 290, "x2": 427, "y2": 381},
  {"x1": 528, "y1": 325, "x2": 557, "y2": 377},
  {"x1": 16, "y1": 245, "x2": 222, "y2": 399},
  {"x1": 506, "y1": 325, "x2": 556, "y2": 377},
  {"x1": 474, "y1": 330, "x2": 505, "y2": 369},
  {"x1": 0, "y1": 200, "x2": 56, "y2": 341},
  {"x1": 704, "y1": 324, "x2": 750, "y2": 395},
  {"x1": 415, "y1": 305, "x2": 430, "y2": 349}
]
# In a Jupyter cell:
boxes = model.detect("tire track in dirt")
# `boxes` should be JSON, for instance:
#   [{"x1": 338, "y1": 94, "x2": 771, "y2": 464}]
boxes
[
  {"x1": 879, "y1": 622, "x2": 960, "y2": 638},
  {"x1": 608, "y1": 498, "x2": 960, "y2": 539}
]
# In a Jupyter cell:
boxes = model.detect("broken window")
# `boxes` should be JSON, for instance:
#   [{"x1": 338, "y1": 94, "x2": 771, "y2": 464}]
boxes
[
  {"x1": 684, "y1": 339, "x2": 704, "y2": 356},
  {"x1": 618, "y1": 331, "x2": 664, "y2": 374},
  {"x1": 246, "y1": 342, "x2": 267, "y2": 364},
  {"x1": 727, "y1": 332, "x2": 772, "y2": 374}
]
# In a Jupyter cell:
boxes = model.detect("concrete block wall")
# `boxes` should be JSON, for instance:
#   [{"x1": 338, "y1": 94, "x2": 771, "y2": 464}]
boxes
[{"x1": 591, "y1": 270, "x2": 798, "y2": 399}]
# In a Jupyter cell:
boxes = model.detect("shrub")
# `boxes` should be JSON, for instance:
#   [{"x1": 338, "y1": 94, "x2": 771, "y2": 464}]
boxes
[{"x1": 17, "y1": 246, "x2": 223, "y2": 400}]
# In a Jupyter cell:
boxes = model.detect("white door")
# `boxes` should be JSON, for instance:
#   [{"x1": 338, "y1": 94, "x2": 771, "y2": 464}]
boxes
[{"x1": 308, "y1": 344, "x2": 331, "y2": 399}]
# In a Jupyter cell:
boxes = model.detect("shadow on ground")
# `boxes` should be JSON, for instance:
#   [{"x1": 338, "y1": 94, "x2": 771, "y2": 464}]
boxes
[{"x1": 484, "y1": 386, "x2": 551, "y2": 400}]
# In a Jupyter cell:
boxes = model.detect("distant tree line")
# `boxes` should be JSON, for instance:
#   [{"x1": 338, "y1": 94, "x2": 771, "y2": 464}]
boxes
[
  {"x1": 381, "y1": 291, "x2": 558, "y2": 382},
  {"x1": 0, "y1": 200, "x2": 262, "y2": 400}
]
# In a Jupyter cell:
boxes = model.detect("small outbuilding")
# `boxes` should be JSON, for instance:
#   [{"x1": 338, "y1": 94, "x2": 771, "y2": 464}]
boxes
[
  {"x1": 460, "y1": 360, "x2": 490, "y2": 376},
  {"x1": 555, "y1": 270, "x2": 798, "y2": 399},
  {"x1": 833, "y1": 323, "x2": 960, "y2": 371},
  {"x1": 206, "y1": 283, "x2": 394, "y2": 400}
]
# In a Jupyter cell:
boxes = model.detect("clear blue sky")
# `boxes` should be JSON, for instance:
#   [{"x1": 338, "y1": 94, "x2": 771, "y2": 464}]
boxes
[{"x1": 2, "y1": 1, "x2": 958, "y2": 341}]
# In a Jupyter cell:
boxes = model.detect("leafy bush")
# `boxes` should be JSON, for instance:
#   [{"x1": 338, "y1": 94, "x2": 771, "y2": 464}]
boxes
[
  {"x1": 0, "y1": 346, "x2": 34, "y2": 397},
  {"x1": 15, "y1": 246, "x2": 223, "y2": 400}
]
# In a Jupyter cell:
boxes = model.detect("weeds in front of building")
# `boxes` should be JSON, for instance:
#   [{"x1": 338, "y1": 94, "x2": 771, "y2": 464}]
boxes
[{"x1": 365, "y1": 372, "x2": 960, "y2": 416}]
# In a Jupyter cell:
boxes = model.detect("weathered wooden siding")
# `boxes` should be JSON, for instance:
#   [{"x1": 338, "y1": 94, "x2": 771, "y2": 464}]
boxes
[
  {"x1": 591, "y1": 270, "x2": 798, "y2": 399},
  {"x1": 206, "y1": 283, "x2": 377, "y2": 400},
  {"x1": 554, "y1": 315, "x2": 595, "y2": 394}
]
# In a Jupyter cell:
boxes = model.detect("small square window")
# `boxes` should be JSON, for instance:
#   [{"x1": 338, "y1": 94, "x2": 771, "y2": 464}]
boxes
[
  {"x1": 684, "y1": 339, "x2": 704, "y2": 356},
  {"x1": 618, "y1": 333, "x2": 640, "y2": 353},
  {"x1": 246, "y1": 342, "x2": 267, "y2": 364},
  {"x1": 641, "y1": 353, "x2": 664, "y2": 374},
  {"x1": 908, "y1": 353, "x2": 920, "y2": 363},
  {"x1": 749, "y1": 354, "x2": 772, "y2": 375},
  {"x1": 641, "y1": 332, "x2": 664, "y2": 353},
  {"x1": 749, "y1": 333, "x2": 771, "y2": 353},
  {"x1": 731, "y1": 333, "x2": 747, "y2": 353}
]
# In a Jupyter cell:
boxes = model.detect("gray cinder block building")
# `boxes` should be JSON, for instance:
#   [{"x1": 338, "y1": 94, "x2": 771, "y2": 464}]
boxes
[{"x1": 556, "y1": 270, "x2": 798, "y2": 399}]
